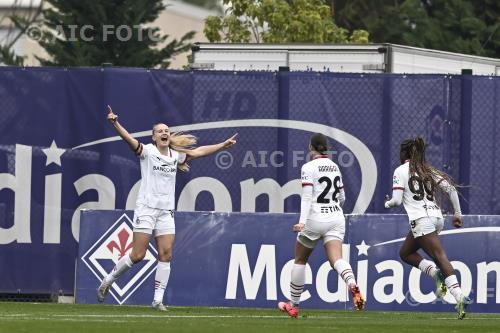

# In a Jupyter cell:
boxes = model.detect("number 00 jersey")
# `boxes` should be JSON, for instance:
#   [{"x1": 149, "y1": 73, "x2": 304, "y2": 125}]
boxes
[
  {"x1": 136, "y1": 143, "x2": 186, "y2": 210},
  {"x1": 392, "y1": 161, "x2": 443, "y2": 221},
  {"x1": 301, "y1": 156, "x2": 344, "y2": 222}
]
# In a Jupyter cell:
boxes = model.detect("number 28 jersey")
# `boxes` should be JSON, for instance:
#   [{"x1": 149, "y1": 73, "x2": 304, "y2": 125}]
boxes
[
  {"x1": 392, "y1": 161, "x2": 443, "y2": 220},
  {"x1": 301, "y1": 156, "x2": 344, "y2": 222}
]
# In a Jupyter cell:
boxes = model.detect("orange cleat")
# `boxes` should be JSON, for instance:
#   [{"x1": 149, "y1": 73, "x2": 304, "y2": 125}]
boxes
[
  {"x1": 350, "y1": 285, "x2": 365, "y2": 310},
  {"x1": 278, "y1": 301, "x2": 299, "y2": 318}
]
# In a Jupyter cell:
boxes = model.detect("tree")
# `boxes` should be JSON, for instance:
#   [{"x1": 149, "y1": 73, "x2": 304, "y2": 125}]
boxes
[
  {"x1": 204, "y1": 0, "x2": 369, "y2": 44},
  {"x1": 0, "y1": 47, "x2": 25, "y2": 66},
  {"x1": 334, "y1": 0, "x2": 500, "y2": 58},
  {"x1": 13, "y1": 0, "x2": 195, "y2": 67}
]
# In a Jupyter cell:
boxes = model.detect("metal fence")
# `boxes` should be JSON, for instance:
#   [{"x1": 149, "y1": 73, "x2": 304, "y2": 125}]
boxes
[{"x1": 0, "y1": 68, "x2": 499, "y2": 294}]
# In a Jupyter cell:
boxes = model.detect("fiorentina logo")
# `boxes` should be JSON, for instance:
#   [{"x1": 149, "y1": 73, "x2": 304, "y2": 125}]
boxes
[{"x1": 81, "y1": 213, "x2": 157, "y2": 304}]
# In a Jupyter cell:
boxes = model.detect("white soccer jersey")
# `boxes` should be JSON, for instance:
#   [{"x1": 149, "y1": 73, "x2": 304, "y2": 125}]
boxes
[
  {"x1": 392, "y1": 161, "x2": 443, "y2": 220},
  {"x1": 135, "y1": 143, "x2": 186, "y2": 210},
  {"x1": 301, "y1": 155, "x2": 345, "y2": 222}
]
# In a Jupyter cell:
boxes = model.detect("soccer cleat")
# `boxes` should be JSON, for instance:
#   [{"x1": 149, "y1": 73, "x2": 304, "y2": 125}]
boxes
[
  {"x1": 433, "y1": 270, "x2": 447, "y2": 299},
  {"x1": 455, "y1": 295, "x2": 472, "y2": 320},
  {"x1": 97, "y1": 280, "x2": 110, "y2": 303},
  {"x1": 151, "y1": 301, "x2": 168, "y2": 312},
  {"x1": 277, "y1": 301, "x2": 299, "y2": 318},
  {"x1": 350, "y1": 285, "x2": 365, "y2": 310}
]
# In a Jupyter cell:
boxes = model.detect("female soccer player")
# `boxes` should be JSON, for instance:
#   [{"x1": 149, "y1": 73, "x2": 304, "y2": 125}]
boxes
[
  {"x1": 97, "y1": 106, "x2": 237, "y2": 311},
  {"x1": 384, "y1": 137, "x2": 471, "y2": 319},
  {"x1": 278, "y1": 133, "x2": 365, "y2": 318}
]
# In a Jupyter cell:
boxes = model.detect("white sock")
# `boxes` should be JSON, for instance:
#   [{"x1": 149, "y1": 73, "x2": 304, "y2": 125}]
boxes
[
  {"x1": 418, "y1": 259, "x2": 438, "y2": 278},
  {"x1": 153, "y1": 261, "x2": 171, "y2": 303},
  {"x1": 104, "y1": 254, "x2": 133, "y2": 284},
  {"x1": 333, "y1": 259, "x2": 357, "y2": 288},
  {"x1": 444, "y1": 275, "x2": 463, "y2": 302},
  {"x1": 290, "y1": 264, "x2": 305, "y2": 306}
]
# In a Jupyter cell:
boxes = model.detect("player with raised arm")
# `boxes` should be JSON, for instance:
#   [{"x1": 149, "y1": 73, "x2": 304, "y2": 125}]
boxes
[
  {"x1": 384, "y1": 137, "x2": 471, "y2": 319},
  {"x1": 97, "y1": 106, "x2": 237, "y2": 311},
  {"x1": 278, "y1": 133, "x2": 365, "y2": 318}
]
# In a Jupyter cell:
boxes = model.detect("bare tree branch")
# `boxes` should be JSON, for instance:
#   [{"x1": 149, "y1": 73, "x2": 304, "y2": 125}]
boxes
[
  {"x1": 0, "y1": 0, "x2": 43, "y2": 46},
  {"x1": 247, "y1": 16, "x2": 260, "y2": 43},
  {"x1": 5, "y1": 0, "x2": 44, "y2": 49}
]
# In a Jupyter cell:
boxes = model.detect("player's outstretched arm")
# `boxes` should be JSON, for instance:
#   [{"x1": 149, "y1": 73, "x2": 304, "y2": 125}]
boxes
[
  {"x1": 186, "y1": 133, "x2": 237, "y2": 161},
  {"x1": 107, "y1": 105, "x2": 141, "y2": 154}
]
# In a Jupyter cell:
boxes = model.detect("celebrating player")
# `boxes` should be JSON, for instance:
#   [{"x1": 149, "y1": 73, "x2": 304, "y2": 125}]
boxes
[
  {"x1": 97, "y1": 105, "x2": 237, "y2": 311},
  {"x1": 278, "y1": 133, "x2": 365, "y2": 318},
  {"x1": 384, "y1": 137, "x2": 471, "y2": 319}
]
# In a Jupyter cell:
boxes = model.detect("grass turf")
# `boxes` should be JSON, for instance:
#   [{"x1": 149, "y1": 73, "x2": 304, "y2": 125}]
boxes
[{"x1": 0, "y1": 302, "x2": 498, "y2": 333}]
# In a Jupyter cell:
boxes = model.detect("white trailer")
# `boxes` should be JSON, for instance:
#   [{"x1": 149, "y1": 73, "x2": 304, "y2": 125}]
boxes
[{"x1": 191, "y1": 43, "x2": 500, "y2": 75}]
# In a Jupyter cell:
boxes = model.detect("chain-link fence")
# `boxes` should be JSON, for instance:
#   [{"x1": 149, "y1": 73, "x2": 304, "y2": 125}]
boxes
[
  {"x1": 0, "y1": 68, "x2": 499, "y2": 295},
  {"x1": 154, "y1": 70, "x2": 499, "y2": 214},
  {"x1": 0, "y1": 68, "x2": 498, "y2": 217}
]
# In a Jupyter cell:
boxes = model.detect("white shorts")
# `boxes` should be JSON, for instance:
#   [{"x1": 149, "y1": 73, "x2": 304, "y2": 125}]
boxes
[
  {"x1": 410, "y1": 216, "x2": 444, "y2": 238},
  {"x1": 297, "y1": 218, "x2": 345, "y2": 249},
  {"x1": 132, "y1": 203, "x2": 175, "y2": 237}
]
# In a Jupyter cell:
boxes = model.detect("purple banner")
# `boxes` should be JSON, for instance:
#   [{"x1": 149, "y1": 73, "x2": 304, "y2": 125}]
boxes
[
  {"x1": 0, "y1": 68, "x2": 499, "y2": 294},
  {"x1": 76, "y1": 210, "x2": 500, "y2": 313}
]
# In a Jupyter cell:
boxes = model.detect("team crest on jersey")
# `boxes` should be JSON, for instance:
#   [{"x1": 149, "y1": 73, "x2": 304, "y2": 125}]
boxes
[{"x1": 81, "y1": 214, "x2": 158, "y2": 304}]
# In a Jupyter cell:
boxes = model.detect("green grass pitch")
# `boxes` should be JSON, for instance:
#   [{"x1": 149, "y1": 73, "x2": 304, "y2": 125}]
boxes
[{"x1": 0, "y1": 302, "x2": 499, "y2": 333}]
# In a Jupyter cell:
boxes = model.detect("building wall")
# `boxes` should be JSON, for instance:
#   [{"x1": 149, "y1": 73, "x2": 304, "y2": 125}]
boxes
[
  {"x1": 154, "y1": 1, "x2": 216, "y2": 69},
  {"x1": 0, "y1": 6, "x2": 47, "y2": 65}
]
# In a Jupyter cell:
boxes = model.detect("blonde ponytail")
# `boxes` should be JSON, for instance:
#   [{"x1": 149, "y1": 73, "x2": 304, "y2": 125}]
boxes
[{"x1": 169, "y1": 132, "x2": 197, "y2": 172}]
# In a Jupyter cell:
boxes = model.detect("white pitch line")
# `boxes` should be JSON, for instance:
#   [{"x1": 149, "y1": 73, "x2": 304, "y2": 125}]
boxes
[
  {"x1": 11, "y1": 312, "x2": 500, "y2": 320},
  {"x1": 2, "y1": 315, "x2": 498, "y2": 321},
  {"x1": 53, "y1": 314, "x2": 287, "y2": 319},
  {"x1": 0, "y1": 313, "x2": 372, "y2": 320},
  {"x1": 0, "y1": 317, "x2": 145, "y2": 323},
  {"x1": 434, "y1": 317, "x2": 500, "y2": 320}
]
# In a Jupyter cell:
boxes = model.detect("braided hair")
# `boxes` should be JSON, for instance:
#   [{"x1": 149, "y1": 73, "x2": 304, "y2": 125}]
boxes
[{"x1": 400, "y1": 137, "x2": 457, "y2": 204}]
